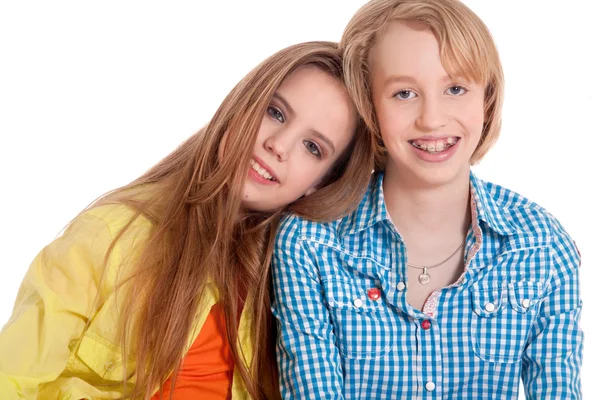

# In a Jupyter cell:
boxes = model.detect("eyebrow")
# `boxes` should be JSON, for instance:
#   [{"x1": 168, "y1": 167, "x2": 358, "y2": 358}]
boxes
[
  {"x1": 273, "y1": 92, "x2": 295, "y2": 118},
  {"x1": 309, "y1": 129, "x2": 336, "y2": 154},
  {"x1": 273, "y1": 91, "x2": 336, "y2": 155},
  {"x1": 384, "y1": 74, "x2": 466, "y2": 87},
  {"x1": 383, "y1": 75, "x2": 417, "y2": 87}
]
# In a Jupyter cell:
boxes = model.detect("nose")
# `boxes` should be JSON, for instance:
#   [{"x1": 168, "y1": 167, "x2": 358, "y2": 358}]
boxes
[
  {"x1": 264, "y1": 132, "x2": 292, "y2": 161},
  {"x1": 416, "y1": 95, "x2": 448, "y2": 131}
]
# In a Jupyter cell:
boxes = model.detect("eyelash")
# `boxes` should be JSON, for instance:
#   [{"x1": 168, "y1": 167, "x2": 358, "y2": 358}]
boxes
[
  {"x1": 393, "y1": 89, "x2": 417, "y2": 100},
  {"x1": 445, "y1": 85, "x2": 468, "y2": 96},
  {"x1": 267, "y1": 105, "x2": 285, "y2": 123},
  {"x1": 392, "y1": 85, "x2": 469, "y2": 100},
  {"x1": 303, "y1": 140, "x2": 322, "y2": 160}
]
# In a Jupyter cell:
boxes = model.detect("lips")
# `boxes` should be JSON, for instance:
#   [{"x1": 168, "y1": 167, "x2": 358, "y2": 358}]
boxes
[{"x1": 250, "y1": 156, "x2": 279, "y2": 182}]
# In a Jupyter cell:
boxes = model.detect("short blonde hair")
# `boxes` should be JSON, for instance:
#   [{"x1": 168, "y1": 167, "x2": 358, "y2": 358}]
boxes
[{"x1": 341, "y1": 0, "x2": 504, "y2": 170}]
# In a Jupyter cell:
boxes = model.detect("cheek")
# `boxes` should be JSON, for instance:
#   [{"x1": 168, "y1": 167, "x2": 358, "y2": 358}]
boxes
[
  {"x1": 465, "y1": 106, "x2": 486, "y2": 137},
  {"x1": 253, "y1": 122, "x2": 269, "y2": 149},
  {"x1": 465, "y1": 95, "x2": 486, "y2": 128},
  {"x1": 378, "y1": 106, "x2": 409, "y2": 143},
  {"x1": 301, "y1": 164, "x2": 325, "y2": 186},
  {"x1": 289, "y1": 161, "x2": 326, "y2": 193}
]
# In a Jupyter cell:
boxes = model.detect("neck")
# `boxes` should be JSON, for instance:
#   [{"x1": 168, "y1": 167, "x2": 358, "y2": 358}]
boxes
[{"x1": 382, "y1": 165, "x2": 472, "y2": 245}]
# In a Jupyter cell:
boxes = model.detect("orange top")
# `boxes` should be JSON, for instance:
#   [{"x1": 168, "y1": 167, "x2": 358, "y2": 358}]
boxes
[{"x1": 152, "y1": 302, "x2": 235, "y2": 400}]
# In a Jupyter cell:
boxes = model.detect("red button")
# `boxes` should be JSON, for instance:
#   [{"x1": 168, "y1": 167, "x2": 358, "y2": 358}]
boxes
[
  {"x1": 367, "y1": 288, "x2": 381, "y2": 301},
  {"x1": 421, "y1": 320, "x2": 431, "y2": 330}
]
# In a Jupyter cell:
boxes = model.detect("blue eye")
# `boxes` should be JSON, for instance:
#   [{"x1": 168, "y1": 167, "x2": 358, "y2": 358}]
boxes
[
  {"x1": 267, "y1": 106, "x2": 285, "y2": 123},
  {"x1": 446, "y1": 86, "x2": 467, "y2": 96},
  {"x1": 303, "y1": 140, "x2": 322, "y2": 159},
  {"x1": 393, "y1": 90, "x2": 417, "y2": 100}
]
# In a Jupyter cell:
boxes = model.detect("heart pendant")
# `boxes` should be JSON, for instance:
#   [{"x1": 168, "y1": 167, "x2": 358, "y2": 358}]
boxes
[{"x1": 418, "y1": 268, "x2": 431, "y2": 285}]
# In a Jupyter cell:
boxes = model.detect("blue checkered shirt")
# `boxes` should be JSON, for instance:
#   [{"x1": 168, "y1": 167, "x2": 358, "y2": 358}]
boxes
[{"x1": 272, "y1": 172, "x2": 583, "y2": 399}]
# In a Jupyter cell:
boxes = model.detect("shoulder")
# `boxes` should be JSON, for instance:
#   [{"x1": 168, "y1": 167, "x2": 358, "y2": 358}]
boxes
[
  {"x1": 275, "y1": 212, "x2": 341, "y2": 251},
  {"x1": 84, "y1": 203, "x2": 153, "y2": 244},
  {"x1": 481, "y1": 180, "x2": 566, "y2": 238},
  {"x1": 481, "y1": 180, "x2": 579, "y2": 269},
  {"x1": 276, "y1": 174, "x2": 379, "y2": 250},
  {"x1": 48, "y1": 204, "x2": 155, "y2": 279},
  {"x1": 52, "y1": 204, "x2": 153, "y2": 255}
]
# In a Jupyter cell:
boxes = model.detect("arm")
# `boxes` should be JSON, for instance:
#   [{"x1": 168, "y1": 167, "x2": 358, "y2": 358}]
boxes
[
  {"x1": 0, "y1": 212, "x2": 114, "y2": 399},
  {"x1": 521, "y1": 224, "x2": 583, "y2": 399},
  {"x1": 271, "y1": 219, "x2": 345, "y2": 399}
]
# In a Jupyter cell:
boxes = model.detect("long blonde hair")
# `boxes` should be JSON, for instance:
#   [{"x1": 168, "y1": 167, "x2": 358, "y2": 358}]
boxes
[
  {"x1": 341, "y1": 0, "x2": 504, "y2": 171},
  {"x1": 87, "y1": 41, "x2": 373, "y2": 399}
]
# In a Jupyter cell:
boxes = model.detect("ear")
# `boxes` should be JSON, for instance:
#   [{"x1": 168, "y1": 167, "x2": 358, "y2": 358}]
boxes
[{"x1": 304, "y1": 186, "x2": 318, "y2": 197}]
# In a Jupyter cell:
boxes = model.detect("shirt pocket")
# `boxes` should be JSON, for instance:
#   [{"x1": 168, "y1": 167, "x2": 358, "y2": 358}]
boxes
[
  {"x1": 72, "y1": 331, "x2": 135, "y2": 382},
  {"x1": 323, "y1": 277, "x2": 395, "y2": 360},
  {"x1": 470, "y1": 281, "x2": 543, "y2": 364}
]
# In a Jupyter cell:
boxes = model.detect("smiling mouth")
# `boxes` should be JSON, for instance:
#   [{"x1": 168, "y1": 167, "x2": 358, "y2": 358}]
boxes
[
  {"x1": 249, "y1": 158, "x2": 278, "y2": 182},
  {"x1": 409, "y1": 137, "x2": 459, "y2": 154}
]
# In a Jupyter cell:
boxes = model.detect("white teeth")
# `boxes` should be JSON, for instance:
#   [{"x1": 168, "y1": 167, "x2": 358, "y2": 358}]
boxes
[
  {"x1": 435, "y1": 141, "x2": 445, "y2": 151},
  {"x1": 427, "y1": 143, "x2": 436, "y2": 152},
  {"x1": 249, "y1": 159, "x2": 274, "y2": 180}
]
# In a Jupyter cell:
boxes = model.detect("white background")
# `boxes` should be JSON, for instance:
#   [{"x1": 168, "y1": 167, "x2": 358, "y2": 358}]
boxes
[{"x1": 0, "y1": 1, "x2": 597, "y2": 397}]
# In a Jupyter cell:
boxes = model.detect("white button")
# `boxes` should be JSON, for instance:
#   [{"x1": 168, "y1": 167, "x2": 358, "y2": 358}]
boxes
[
  {"x1": 522, "y1": 298, "x2": 531, "y2": 308},
  {"x1": 484, "y1": 302, "x2": 495, "y2": 312},
  {"x1": 104, "y1": 361, "x2": 114, "y2": 371},
  {"x1": 353, "y1": 298, "x2": 363, "y2": 308},
  {"x1": 396, "y1": 282, "x2": 406, "y2": 291},
  {"x1": 425, "y1": 381, "x2": 436, "y2": 391}
]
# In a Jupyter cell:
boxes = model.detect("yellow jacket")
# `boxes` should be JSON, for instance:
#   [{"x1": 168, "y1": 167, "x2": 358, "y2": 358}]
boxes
[{"x1": 0, "y1": 205, "x2": 253, "y2": 399}]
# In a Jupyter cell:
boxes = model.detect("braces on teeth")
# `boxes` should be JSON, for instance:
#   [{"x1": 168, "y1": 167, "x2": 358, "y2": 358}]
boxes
[{"x1": 411, "y1": 137, "x2": 458, "y2": 154}]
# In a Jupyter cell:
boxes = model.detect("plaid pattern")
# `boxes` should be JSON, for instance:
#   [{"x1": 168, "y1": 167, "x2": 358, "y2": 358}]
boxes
[{"x1": 272, "y1": 172, "x2": 583, "y2": 399}]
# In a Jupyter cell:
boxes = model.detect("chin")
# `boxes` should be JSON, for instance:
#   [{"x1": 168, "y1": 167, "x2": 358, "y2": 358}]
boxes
[
  {"x1": 406, "y1": 165, "x2": 462, "y2": 188},
  {"x1": 241, "y1": 200, "x2": 276, "y2": 213}
]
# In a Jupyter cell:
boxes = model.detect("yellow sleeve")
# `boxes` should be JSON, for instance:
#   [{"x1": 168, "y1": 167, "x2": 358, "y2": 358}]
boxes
[{"x1": 0, "y1": 211, "x2": 115, "y2": 399}]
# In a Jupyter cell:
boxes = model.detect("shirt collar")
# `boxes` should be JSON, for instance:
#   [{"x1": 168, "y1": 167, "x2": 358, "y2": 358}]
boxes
[
  {"x1": 469, "y1": 171, "x2": 517, "y2": 236},
  {"x1": 342, "y1": 171, "x2": 517, "y2": 237},
  {"x1": 341, "y1": 172, "x2": 388, "y2": 236}
]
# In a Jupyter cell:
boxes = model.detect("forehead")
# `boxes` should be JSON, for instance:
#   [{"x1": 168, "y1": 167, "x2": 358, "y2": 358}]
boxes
[
  {"x1": 370, "y1": 20, "x2": 486, "y2": 84},
  {"x1": 370, "y1": 22, "x2": 444, "y2": 78},
  {"x1": 277, "y1": 65, "x2": 339, "y2": 93},
  {"x1": 376, "y1": 20, "x2": 433, "y2": 49}
]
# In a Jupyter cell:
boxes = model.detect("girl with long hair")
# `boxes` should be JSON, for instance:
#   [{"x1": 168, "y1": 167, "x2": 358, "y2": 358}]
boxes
[{"x1": 0, "y1": 41, "x2": 374, "y2": 399}]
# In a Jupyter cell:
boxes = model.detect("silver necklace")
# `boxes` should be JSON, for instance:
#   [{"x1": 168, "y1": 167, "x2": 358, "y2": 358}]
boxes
[{"x1": 407, "y1": 239, "x2": 466, "y2": 285}]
